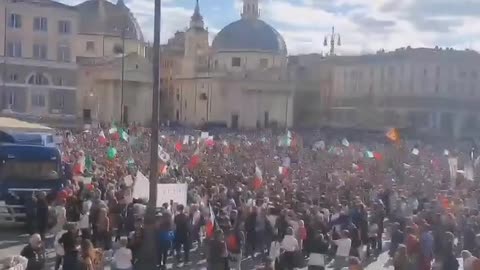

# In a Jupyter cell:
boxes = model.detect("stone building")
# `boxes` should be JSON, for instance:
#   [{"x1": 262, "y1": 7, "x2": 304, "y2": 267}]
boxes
[
  {"x1": 75, "y1": 0, "x2": 151, "y2": 125},
  {"x1": 0, "y1": 0, "x2": 78, "y2": 125},
  {"x1": 321, "y1": 47, "x2": 480, "y2": 137},
  {"x1": 161, "y1": 0, "x2": 294, "y2": 129},
  {"x1": 0, "y1": 0, "x2": 151, "y2": 126}
]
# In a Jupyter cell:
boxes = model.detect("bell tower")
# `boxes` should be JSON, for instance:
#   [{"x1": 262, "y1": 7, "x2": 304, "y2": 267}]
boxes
[{"x1": 182, "y1": 0, "x2": 209, "y2": 76}]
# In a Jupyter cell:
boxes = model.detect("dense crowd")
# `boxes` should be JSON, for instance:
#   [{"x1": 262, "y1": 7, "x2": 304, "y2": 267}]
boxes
[{"x1": 7, "y1": 124, "x2": 480, "y2": 270}]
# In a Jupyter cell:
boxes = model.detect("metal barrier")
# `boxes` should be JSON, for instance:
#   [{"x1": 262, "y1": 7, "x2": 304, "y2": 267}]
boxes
[{"x1": 0, "y1": 205, "x2": 25, "y2": 224}]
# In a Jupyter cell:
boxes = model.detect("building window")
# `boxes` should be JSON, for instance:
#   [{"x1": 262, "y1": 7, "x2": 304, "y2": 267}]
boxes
[
  {"x1": 33, "y1": 43, "x2": 48, "y2": 60},
  {"x1": 7, "y1": 41, "x2": 22, "y2": 57},
  {"x1": 259, "y1": 58, "x2": 268, "y2": 69},
  {"x1": 86, "y1": 41, "x2": 95, "y2": 52},
  {"x1": 33, "y1": 17, "x2": 48, "y2": 32},
  {"x1": 57, "y1": 44, "x2": 71, "y2": 62},
  {"x1": 8, "y1": 14, "x2": 22, "y2": 29},
  {"x1": 56, "y1": 94, "x2": 65, "y2": 108},
  {"x1": 58, "y1": 20, "x2": 71, "y2": 34},
  {"x1": 56, "y1": 77, "x2": 64, "y2": 86},
  {"x1": 28, "y1": 73, "x2": 49, "y2": 85},
  {"x1": 231, "y1": 57, "x2": 241, "y2": 67},
  {"x1": 8, "y1": 93, "x2": 15, "y2": 106},
  {"x1": 9, "y1": 73, "x2": 18, "y2": 82},
  {"x1": 32, "y1": 94, "x2": 46, "y2": 107}
]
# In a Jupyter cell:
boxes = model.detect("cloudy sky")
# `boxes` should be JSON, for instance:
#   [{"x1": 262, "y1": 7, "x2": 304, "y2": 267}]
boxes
[{"x1": 59, "y1": 0, "x2": 480, "y2": 55}]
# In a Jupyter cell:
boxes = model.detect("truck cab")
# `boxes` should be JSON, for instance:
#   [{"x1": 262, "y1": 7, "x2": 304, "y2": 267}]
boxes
[{"x1": 0, "y1": 144, "x2": 64, "y2": 223}]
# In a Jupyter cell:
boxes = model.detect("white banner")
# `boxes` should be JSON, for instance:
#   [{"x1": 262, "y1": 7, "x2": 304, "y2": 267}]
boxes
[
  {"x1": 132, "y1": 173, "x2": 187, "y2": 208},
  {"x1": 157, "y1": 184, "x2": 188, "y2": 208},
  {"x1": 157, "y1": 184, "x2": 188, "y2": 207},
  {"x1": 132, "y1": 171, "x2": 149, "y2": 200}
]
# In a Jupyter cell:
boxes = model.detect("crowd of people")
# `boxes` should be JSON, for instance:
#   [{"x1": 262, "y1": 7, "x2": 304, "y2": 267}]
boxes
[{"x1": 8, "y1": 124, "x2": 480, "y2": 270}]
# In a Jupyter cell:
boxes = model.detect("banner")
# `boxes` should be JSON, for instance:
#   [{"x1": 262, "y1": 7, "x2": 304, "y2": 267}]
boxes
[
  {"x1": 132, "y1": 171, "x2": 149, "y2": 200},
  {"x1": 156, "y1": 183, "x2": 188, "y2": 207}
]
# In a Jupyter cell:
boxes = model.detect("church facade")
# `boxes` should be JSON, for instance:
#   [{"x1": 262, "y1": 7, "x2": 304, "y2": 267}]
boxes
[{"x1": 162, "y1": 0, "x2": 294, "y2": 129}]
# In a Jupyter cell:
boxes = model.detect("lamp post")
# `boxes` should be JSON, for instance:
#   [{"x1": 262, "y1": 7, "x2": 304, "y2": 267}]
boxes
[
  {"x1": 324, "y1": 26, "x2": 341, "y2": 56},
  {"x1": 119, "y1": 26, "x2": 129, "y2": 126},
  {"x1": 135, "y1": 0, "x2": 160, "y2": 269}
]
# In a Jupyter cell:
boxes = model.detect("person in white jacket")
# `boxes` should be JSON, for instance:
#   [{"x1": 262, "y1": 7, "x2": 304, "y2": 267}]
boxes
[
  {"x1": 1, "y1": 255, "x2": 28, "y2": 270},
  {"x1": 112, "y1": 237, "x2": 132, "y2": 270}
]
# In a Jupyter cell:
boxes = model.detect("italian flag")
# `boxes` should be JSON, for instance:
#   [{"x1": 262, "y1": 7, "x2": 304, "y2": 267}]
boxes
[
  {"x1": 253, "y1": 164, "x2": 263, "y2": 190},
  {"x1": 98, "y1": 130, "x2": 107, "y2": 144}
]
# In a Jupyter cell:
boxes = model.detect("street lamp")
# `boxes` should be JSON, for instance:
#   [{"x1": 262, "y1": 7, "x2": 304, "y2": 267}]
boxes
[
  {"x1": 114, "y1": 25, "x2": 130, "y2": 126},
  {"x1": 324, "y1": 26, "x2": 341, "y2": 56},
  {"x1": 135, "y1": 0, "x2": 160, "y2": 269}
]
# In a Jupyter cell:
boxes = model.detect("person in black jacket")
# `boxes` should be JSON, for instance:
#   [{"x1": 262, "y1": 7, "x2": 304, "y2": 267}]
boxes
[
  {"x1": 21, "y1": 234, "x2": 46, "y2": 270},
  {"x1": 36, "y1": 192, "x2": 49, "y2": 240},
  {"x1": 308, "y1": 232, "x2": 329, "y2": 270},
  {"x1": 25, "y1": 194, "x2": 37, "y2": 235}
]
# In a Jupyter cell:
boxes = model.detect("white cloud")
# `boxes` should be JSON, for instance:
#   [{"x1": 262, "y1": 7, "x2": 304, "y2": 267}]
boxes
[{"x1": 58, "y1": 0, "x2": 480, "y2": 55}]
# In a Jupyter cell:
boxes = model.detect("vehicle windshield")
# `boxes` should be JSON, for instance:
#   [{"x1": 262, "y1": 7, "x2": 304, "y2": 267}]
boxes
[{"x1": 0, "y1": 160, "x2": 59, "y2": 180}]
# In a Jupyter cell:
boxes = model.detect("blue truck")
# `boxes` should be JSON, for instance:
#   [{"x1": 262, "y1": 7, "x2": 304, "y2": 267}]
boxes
[{"x1": 0, "y1": 118, "x2": 64, "y2": 223}]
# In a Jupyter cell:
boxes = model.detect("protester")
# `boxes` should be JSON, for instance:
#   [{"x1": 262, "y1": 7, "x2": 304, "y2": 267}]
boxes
[
  {"x1": 20, "y1": 234, "x2": 45, "y2": 270},
  {"x1": 16, "y1": 125, "x2": 480, "y2": 270},
  {"x1": 59, "y1": 223, "x2": 80, "y2": 270},
  {"x1": 173, "y1": 204, "x2": 190, "y2": 264},
  {"x1": 79, "y1": 239, "x2": 95, "y2": 270},
  {"x1": 112, "y1": 237, "x2": 132, "y2": 270}
]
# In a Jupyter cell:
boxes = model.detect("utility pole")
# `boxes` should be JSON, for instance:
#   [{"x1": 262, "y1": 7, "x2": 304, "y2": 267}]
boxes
[
  {"x1": 119, "y1": 24, "x2": 129, "y2": 126},
  {"x1": 120, "y1": 27, "x2": 125, "y2": 125},
  {"x1": 135, "y1": 0, "x2": 160, "y2": 269}
]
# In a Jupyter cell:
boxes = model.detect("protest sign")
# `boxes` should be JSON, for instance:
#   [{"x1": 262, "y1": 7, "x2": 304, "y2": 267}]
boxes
[
  {"x1": 123, "y1": 175, "x2": 134, "y2": 187},
  {"x1": 132, "y1": 171, "x2": 149, "y2": 200},
  {"x1": 156, "y1": 183, "x2": 188, "y2": 207}
]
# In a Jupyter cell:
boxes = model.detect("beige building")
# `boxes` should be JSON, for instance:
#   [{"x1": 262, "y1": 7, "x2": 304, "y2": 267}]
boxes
[
  {"x1": 162, "y1": 0, "x2": 293, "y2": 129},
  {"x1": 321, "y1": 47, "x2": 480, "y2": 137},
  {"x1": 74, "y1": 0, "x2": 151, "y2": 125},
  {"x1": 0, "y1": 0, "x2": 151, "y2": 126},
  {"x1": 0, "y1": 0, "x2": 78, "y2": 125},
  {"x1": 288, "y1": 54, "x2": 334, "y2": 127}
]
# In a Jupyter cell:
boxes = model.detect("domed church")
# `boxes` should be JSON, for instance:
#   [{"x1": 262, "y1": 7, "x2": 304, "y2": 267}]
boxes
[{"x1": 166, "y1": 0, "x2": 293, "y2": 129}]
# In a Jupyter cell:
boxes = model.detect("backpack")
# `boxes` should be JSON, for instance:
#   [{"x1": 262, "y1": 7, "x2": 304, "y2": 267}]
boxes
[{"x1": 48, "y1": 207, "x2": 57, "y2": 229}]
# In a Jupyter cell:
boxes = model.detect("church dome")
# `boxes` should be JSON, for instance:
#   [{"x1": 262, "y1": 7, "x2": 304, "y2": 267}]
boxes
[
  {"x1": 75, "y1": 0, "x2": 144, "y2": 41},
  {"x1": 212, "y1": 19, "x2": 287, "y2": 55}
]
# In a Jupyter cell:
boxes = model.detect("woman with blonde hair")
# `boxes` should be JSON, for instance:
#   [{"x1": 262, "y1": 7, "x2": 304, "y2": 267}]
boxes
[{"x1": 79, "y1": 239, "x2": 95, "y2": 270}]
